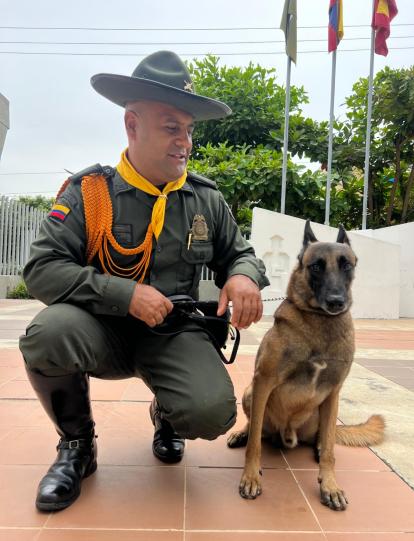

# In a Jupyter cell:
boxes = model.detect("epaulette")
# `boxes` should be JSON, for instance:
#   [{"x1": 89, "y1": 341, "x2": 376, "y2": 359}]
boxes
[
  {"x1": 187, "y1": 171, "x2": 218, "y2": 190},
  {"x1": 68, "y1": 163, "x2": 115, "y2": 183}
]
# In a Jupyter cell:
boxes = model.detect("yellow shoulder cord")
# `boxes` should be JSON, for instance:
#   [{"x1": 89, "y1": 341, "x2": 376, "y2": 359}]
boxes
[{"x1": 81, "y1": 174, "x2": 153, "y2": 282}]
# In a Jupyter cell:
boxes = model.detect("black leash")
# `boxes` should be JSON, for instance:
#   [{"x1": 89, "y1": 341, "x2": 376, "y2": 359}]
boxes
[
  {"x1": 147, "y1": 296, "x2": 286, "y2": 365},
  {"x1": 148, "y1": 295, "x2": 240, "y2": 365}
]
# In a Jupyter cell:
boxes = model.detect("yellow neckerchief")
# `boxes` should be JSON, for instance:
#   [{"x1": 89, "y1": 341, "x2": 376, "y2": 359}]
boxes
[
  {"x1": 116, "y1": 149, "x2": 187, "y2": 240},
  {"x1": 79, "y1": 150, "x2": 187, "y2": 282}
]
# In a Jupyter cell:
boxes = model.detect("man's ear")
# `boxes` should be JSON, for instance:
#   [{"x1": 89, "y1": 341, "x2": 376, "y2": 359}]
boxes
[
  {"x1": 124, "y1": 110, "x2": 138, "y2": 139},
  {"x1": 336, "y1": 224, "x2": 351, "y2": 245}
]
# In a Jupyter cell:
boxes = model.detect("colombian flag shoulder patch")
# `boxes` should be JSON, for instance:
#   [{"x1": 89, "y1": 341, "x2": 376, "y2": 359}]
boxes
[{"x1": 49, "y1": 204, "x2": 71, "y2": 222}]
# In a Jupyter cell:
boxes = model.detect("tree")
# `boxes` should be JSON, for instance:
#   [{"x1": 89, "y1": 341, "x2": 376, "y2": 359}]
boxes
[
  {"x1": 17, "y1": 195, "x2": 54, "y2": 212},
  {"x1": 187, "y1": 56, "x2": 323, "y2": 157},
  {"x1": 341, "y1": 66, "x2": 414, "y2": 226},
  {"x1": 190, "y1": 143, "x2": 362, "y2": 233}
]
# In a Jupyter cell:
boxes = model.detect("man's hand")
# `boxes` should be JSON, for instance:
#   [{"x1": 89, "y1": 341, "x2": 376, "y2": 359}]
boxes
[
  {"x1": 217, "y1": 275, "x2": 262, "y2": 329},
  {"x1": 128, "y1": 283, "x2": 173, "y2": 327}
]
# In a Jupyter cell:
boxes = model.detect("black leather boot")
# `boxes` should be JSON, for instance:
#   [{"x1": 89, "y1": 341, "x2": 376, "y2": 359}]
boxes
[
  {"x1": 150, "y1": 398, "x2": 185, "y2": 463},
  {"x1": 26, "y1": 368, "x2": 97, "y2": 511}
]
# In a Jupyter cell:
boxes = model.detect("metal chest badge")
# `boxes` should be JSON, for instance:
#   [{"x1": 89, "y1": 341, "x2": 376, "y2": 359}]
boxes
[
  {"x1": 187, "y1": 214, "x2": 209, "y2": 249},
  {"x1": 191, "y1": 215, "x2": 209, "y2": 240}
]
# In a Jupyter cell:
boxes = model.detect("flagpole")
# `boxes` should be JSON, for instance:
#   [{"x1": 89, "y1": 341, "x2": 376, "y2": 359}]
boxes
[
  {"x1": 325, "y1": 49, "x2": 337, "y2": 226},
  {"x1": 281, "y1": 55, "x2": 291, "y2": 214},
  {"x1": 362, "y1": 0, "x2": 376, "y2": 230}
]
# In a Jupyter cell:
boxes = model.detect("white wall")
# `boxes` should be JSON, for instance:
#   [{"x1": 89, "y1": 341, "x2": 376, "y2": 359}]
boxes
[
  {"x1": 356, "y1": 223, "x2": 414, "y2": 317},
  {"x1": 251, "y1": 208, "x2": 400, "y2": 319},
  {"x1": 0, "y1": 93, "x2": 9, "y2": 160}
]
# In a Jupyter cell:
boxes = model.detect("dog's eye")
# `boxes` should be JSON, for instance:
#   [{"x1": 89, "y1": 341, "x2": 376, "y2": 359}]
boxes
[
  {"x1": 343, "y1": 262, "x2": 353, "y2": 271},
  {"x1": 310, "y1": 264, "x2": 321, "y2": 273}
]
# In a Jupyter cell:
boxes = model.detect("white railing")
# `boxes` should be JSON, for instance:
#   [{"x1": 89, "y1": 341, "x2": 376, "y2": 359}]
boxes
[{"x1": 0, "y1": 195, "x2": 47, "y2": 276}]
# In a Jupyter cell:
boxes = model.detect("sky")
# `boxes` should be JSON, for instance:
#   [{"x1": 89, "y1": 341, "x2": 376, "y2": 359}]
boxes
[{"x1": 0, "y1": 0, "x2": 413, "y2": 197}]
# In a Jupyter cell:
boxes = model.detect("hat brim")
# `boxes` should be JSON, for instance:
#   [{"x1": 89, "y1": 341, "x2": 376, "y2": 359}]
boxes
[{"x1": 91, "y1": 74, "x2": 231, "y2": 121}]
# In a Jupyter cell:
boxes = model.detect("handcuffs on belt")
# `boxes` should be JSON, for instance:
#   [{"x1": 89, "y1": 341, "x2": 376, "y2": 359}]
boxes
[{"x1": 147, "y1": 295, "x2": 240, "y2": 364}]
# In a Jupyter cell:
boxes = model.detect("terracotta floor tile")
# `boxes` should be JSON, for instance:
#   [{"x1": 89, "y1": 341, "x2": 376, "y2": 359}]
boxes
[
  {"x1": 0, "y1": 399, "x2": 46, "y2": 427},
  {"x1": 0, "y1": 348, "x2": 24, "y2": 367},
  {"x1": 0, "y1": 531, "x2": 41, "y2": 541},
  {"x1": 0, "y1": 426, "x2": 57, "y2": 464},
  {"x1": 294, "y1": 471, "x2": 414, "y2": 532},
  {"x1": 185, "y1": 402, "x2": 285, "y2": 469},
  {"x1": 0, "y1": 380, "x2": 36, "y2": 399},
  {"x1": 326, "y1": 534, "x2": 414, "y2": 541},
  {"x1": 0, "y1": 365, "x2": 26, "y2": 384},
  {"x1": 121, "y1": 378, "x2": 154, "y2": 401},
  {"x1": 187, "y1": 534, "x2": 325, "y2": 541},
  {"x1": 97, "y1": 426, "x2": 160, "y2": 466},
  {"x1": 233, "y1": 356, "x2": 255, "y2": 375},
  {"x1": 283, "y1": 444, "x2": 390, "y2": 472},
  {"x1": 186, "y1": 432, "x2": 286, "y2": 469},
  {"x1": 89, "y1": 378, "x2": 130, "y2": 401},
  {"x1": 226, "y1": 372, "x2": 251, "y2": 402},
  {"x1": 46, "y1": 465, "x2": 184, "y2": 529},
  {"x1": 39, "y1": 530, "x2": 183, "y2": 541},
  {"x1": 185, "y1": 468, "x2": 320, "y2": 532},
  {"x1": 0, "y1": 466, "x2": 51, "y2": 527},
  {"x1": 356, "y1": 340, "x2": 414, "y2": 350},
  {"x1": 93, "y1": 401, "x2": 151, "y2": 428}
]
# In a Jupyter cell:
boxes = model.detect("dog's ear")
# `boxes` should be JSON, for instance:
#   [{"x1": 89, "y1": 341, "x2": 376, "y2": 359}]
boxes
[
  {"x1": 298, "y1": 219, "x2": 318, "y2": 265},
  {"x1": 303, "y1": 219, "x2": 318, "y2": 247},
  {"x1": 336, "y1": 224, "x2": 351, "y2": 245}
]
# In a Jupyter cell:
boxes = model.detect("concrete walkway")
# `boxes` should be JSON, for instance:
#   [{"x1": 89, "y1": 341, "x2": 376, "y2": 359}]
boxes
[{"x1": 0, "y1": 299, "x2": 413, "y2": 540}]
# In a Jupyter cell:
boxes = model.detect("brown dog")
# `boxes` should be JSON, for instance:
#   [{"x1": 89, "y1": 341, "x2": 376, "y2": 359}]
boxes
[{"x1": 227, "y1": 220, "x2": 385, "y2": 511}]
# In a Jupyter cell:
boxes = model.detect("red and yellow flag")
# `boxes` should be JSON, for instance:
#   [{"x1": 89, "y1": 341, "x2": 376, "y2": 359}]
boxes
[
  {"x1": 372, "y1": 0, "x2": 398, "y2": 56},
  {"x1": 328, "y1": 0, "x2": 344, "y2": 53}
]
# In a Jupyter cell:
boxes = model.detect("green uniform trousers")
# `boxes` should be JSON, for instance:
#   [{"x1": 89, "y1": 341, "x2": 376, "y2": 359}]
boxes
[{"x1": 19, "y1": 303, "x2": 237, "y2": 440}]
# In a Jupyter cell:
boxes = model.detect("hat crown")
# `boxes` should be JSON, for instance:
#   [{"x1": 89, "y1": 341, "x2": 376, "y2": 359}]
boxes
[{"x1": 132, "y1": 50, "x2": 195, "y2": 93}]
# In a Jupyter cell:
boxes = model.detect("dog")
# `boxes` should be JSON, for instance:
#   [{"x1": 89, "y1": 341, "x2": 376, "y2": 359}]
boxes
[{"x1": 227, "y1": 220, "x2": 385, "y2": 511}]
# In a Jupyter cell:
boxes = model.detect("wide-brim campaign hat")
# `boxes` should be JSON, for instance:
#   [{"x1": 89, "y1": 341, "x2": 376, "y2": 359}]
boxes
[{"x1": 91, "y1": 50, "x2": 231, "y2": 121}]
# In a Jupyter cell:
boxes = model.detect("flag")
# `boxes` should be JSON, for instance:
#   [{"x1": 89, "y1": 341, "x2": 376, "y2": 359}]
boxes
[
  {"x1": 328, "y1": 0, "x2": 344, "y2": 53},
  {"x1": 372, "y1": 0, "x2": 398, "y2": 56},
  {"x1": 280, "y1": 0, "x2": 297, "y2": 64}
]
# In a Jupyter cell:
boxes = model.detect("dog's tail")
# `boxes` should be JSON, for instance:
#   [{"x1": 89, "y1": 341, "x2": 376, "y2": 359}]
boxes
[{"x1": 335, "y1": 414, "x2": 385, "y2": 446}]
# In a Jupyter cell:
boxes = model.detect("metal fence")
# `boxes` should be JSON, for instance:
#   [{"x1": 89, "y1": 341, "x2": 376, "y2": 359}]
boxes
[{"x1": 0, "y1": 195, "x2": 47, "y2": 276}]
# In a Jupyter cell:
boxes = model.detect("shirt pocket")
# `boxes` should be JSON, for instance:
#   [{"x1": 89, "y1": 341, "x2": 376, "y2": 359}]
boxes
[
  {"x1": 180, "y1": 240, "x2": 214, "y2": 264},
  {"x1": 178, "y1": 241, "x2": 214, "y2": 293}
]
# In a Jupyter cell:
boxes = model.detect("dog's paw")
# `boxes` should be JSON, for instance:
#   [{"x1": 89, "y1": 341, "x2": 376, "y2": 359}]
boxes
[
  {"x1": 320, "y1": 482, "x2": 348, "y2": 511},
  {"x1": 239, "y1": 469, "x2": 263, "y2": 499},
  {"x1": 227, "y1": 430, "x2": 248, "y2": 448}
]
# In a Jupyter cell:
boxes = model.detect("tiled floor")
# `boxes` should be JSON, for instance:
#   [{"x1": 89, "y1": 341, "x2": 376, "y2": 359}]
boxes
[{"x1": 0, "y1": 299, "x2": 413, "y2": 540}]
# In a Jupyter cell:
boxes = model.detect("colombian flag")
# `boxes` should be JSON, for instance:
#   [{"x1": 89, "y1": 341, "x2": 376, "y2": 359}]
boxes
[
  {"x1": 372, "y1": 0, "x2": 398, "y2": 56},
  {"x1": 328, "y1": 0, "x2": 344, "y2": 53},
  {"x1": 49, "y1": 204, "x2": 71, "y2": 222}
]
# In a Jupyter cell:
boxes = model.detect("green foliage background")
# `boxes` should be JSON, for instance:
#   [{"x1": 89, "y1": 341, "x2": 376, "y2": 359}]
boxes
[{"x1": 188, "y1": 57, "x2": 414, "y2": 231}]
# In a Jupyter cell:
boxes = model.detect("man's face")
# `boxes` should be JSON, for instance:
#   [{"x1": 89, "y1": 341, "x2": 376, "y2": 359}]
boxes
[{"x1": 125, "y1": 100, "x2": 195, "y2": 185}]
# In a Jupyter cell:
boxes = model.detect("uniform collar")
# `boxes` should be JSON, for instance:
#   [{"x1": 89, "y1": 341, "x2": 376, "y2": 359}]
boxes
[{"x1": 112, "y1": 169, "x2": 194, "y2": 195}]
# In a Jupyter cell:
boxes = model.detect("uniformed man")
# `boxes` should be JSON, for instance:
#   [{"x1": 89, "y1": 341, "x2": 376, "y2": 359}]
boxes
[{"x1": 19, "y1": 50, "x2": 269, "y2": 512}]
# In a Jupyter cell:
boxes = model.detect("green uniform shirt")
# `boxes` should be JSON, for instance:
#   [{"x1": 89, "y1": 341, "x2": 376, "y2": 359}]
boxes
[{"x1": 23, "y1": 166, "x2": 269, "y2": 317}]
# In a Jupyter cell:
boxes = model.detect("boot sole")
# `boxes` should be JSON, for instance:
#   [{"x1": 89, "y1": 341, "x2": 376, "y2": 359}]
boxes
[
  {"x1": 36, "y1": 460, "x2": 98, "y2": 512},
  {"x1": 152, "y1": 447, "x2": 184, "y2": 464}
]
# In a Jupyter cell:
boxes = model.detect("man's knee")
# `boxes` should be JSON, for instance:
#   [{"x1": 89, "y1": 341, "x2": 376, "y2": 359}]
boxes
[
  {"x1": 19, "y1": 304, "x2": 96, "y2": 375},
  {"x1": 169, "y1": 391, "x2": 237, "y2": 441}
]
